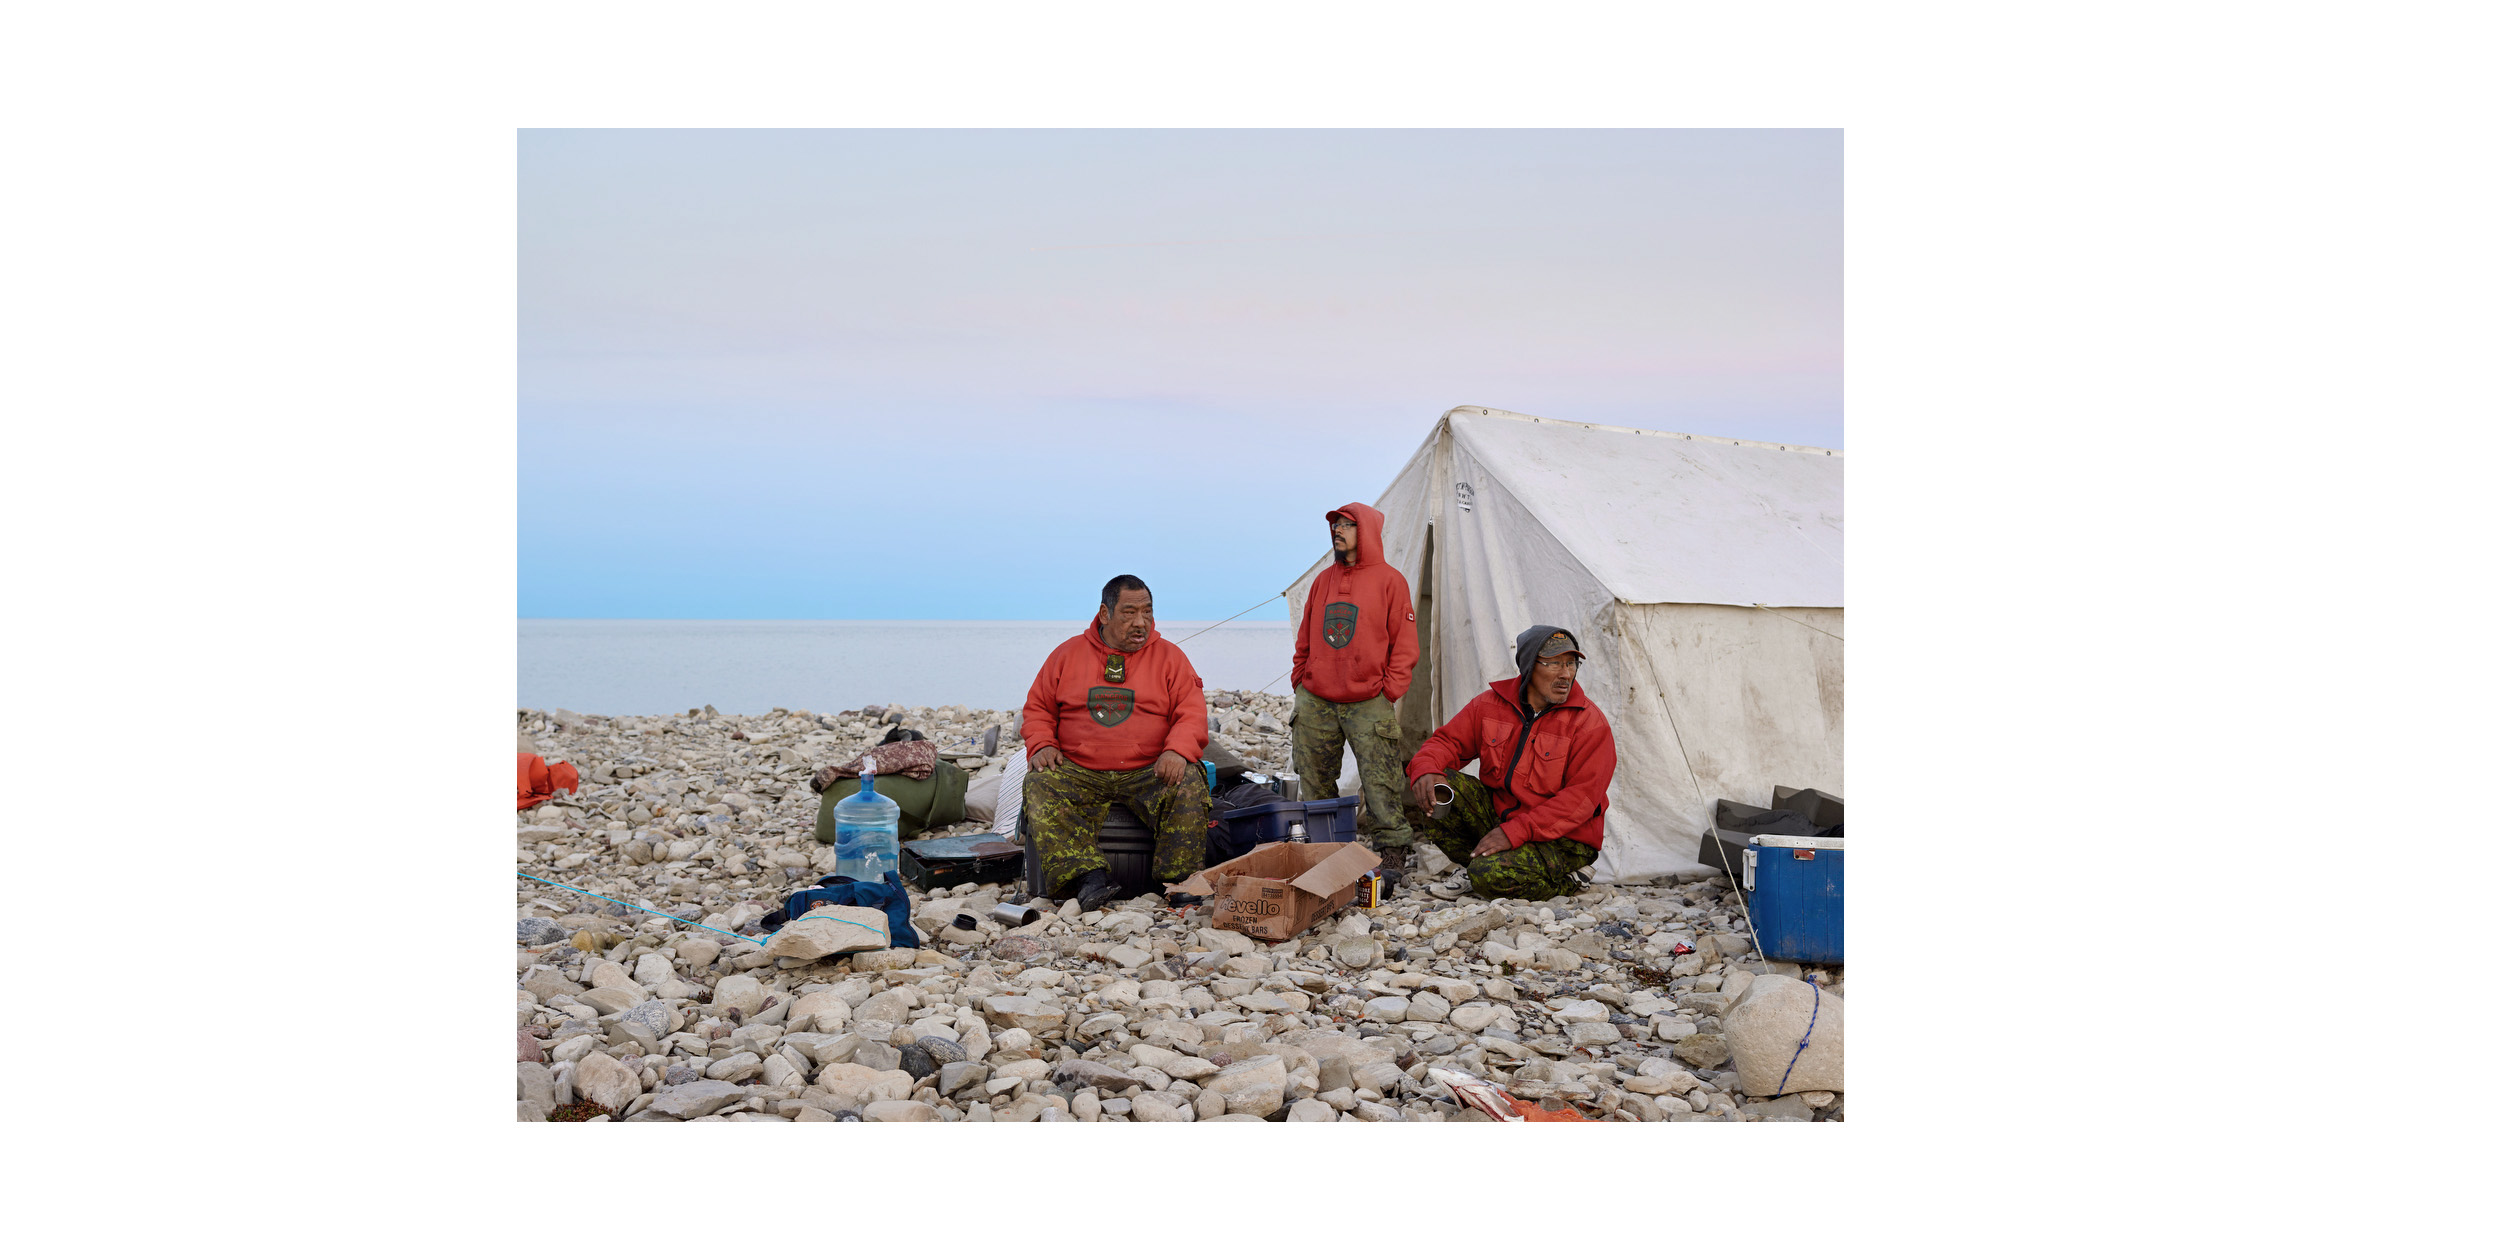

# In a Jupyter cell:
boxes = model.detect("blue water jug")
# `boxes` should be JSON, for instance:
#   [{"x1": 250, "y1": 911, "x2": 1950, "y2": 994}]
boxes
[{"x1": 832, "y1": 764, "x2": 902, "y2": 882}]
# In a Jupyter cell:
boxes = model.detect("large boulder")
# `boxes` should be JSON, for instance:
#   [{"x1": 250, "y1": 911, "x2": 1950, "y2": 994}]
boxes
[{"x1": 1723, "y1": 974, "x2": 1843, "y2": 1096}]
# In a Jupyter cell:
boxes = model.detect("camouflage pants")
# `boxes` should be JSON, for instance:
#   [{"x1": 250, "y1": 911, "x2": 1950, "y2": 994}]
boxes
[
  {"x1": 1022, "y1": 760, "x2": 1210, "y2": 897},
  {"x1": 1291, "y1": 688, "x2": 1416, "y2": 848},
  {"x1": 1404, "y1": 771, "x2": 1597, "y2": 902}
]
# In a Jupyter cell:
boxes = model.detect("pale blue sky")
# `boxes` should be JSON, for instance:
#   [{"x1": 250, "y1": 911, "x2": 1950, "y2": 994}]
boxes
[{"x1": 519, "y1": 129, "x2": 1840, "y2": 619}]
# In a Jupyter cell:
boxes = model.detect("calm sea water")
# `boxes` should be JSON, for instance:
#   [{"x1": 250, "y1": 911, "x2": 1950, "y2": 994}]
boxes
[{"x1": 518, "y1": 620, "x2": 1296, "y2": 716}]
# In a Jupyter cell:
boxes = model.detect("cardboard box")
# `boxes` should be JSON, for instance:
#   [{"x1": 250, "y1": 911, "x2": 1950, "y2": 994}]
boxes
[{"x1": 1174, "y1": 840, "x2": 1382, "y2": 943}]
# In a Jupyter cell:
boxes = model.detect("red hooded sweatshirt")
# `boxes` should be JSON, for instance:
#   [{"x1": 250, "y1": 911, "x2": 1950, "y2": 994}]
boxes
[
  {"x1": 1292, "y1": 502, "x2": 1419, "y2": 704},
  {"x1": 1022, "y1": 624, "x2": 1209, "y2": 773},
  {"x1": 1405, "y1": 677, "x2": 1615, "y2": 851}
]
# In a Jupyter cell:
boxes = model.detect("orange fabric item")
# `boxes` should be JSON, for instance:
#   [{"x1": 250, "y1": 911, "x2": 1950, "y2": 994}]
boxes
[
  {"x1": 518, "y1": 752, "x2": 580, "y2": 811},
  {"x1": 1020, "y1": 625, "x2": 1208, "y2": 773},
  {"x1": 1291, "y1": 502, "x2": 1418, "y2": 704}
]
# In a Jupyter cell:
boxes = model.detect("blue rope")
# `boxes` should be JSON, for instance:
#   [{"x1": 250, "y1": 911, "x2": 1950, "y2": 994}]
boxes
[
  {"x1": 515, "y1": 871, "x2": 891, "y2": 946},
  {"x1": 1773, "y1": 980, "x2": 1821, "y2": 1097}
]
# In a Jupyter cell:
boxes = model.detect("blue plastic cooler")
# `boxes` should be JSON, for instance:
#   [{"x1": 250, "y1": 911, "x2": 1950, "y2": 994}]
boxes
[{"x1": 1744, "y1": 835, "x2": 1844, "y2": 964}]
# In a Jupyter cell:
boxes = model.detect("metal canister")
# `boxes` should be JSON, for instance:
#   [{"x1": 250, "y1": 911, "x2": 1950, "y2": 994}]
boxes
[
  {"x1": 1278, "y1": 772, "x2": 1302, "y2": 801},
  {"x1": 990, "y1": 901, "x2": 1043, "y2": 928},
  {"x1": 1429, "y1": 781, "x2": 1455, "y2": 821}
]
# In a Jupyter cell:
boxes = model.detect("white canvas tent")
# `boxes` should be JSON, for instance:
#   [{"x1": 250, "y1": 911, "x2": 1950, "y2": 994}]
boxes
[{"x1": 1283, "y1": 406, "x2": 1843, "y2": 884}]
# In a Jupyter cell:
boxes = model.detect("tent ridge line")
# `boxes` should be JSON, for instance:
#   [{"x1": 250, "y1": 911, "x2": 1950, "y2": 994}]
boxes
[{"x1": 1442, "y1": 405, "x2": 1843, "y2": 458}]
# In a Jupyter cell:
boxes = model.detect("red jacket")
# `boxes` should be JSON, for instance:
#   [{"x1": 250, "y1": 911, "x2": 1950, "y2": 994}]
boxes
[
  {"x1": 1022, "y1": 625, "x2": 1208, "y2": 772},
  {"x1": 1292, "y1": 502, "x2": 1419, "y2": 704},
  {"x1": 1405, "y1": 677, "x2": 1615, "y2": 851}
]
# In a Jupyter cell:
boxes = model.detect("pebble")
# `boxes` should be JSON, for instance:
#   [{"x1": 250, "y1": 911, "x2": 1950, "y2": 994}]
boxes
[{"x1": 513, "y1": 696, "x2": 1839, "y2": 1125}]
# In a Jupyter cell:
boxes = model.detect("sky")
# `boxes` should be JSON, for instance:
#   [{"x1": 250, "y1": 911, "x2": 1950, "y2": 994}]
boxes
[{"x1": 519, "y1": 129, "x2": 1840, "y2": 619}]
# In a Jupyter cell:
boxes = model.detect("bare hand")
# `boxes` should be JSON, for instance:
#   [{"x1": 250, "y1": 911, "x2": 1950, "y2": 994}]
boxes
[
  {"x1": 1154, "y1": 750, "x2": 1190, "y2": 787},
  {"x1": 1031, "y1": 746, "x2": 1067, "y2": 771},
  {"x1": 1409, "y1": 772, "x2": 1446, "y2": 811},
  {"x1": 1472, "y1": 826, "x2": 1512, "y2": 858}
]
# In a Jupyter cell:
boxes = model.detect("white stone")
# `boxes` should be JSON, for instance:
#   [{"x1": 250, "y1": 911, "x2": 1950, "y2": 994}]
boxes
[
  {"x1": 763, "y1": 905, "x2": 892, "y2": 962},
  {"x1": 812, "y1": 1062, "x2": 914, "y2": 1110},
  {"x1": 711, "y1": 975, "x2": 766, "y2": 1017},
  {"x1": 788, "y1": 991, "x2": 853, "y2": 1032},
  {"x1": 573, "y1": 1050, "x2": 640, "y2": 1112},
  {"x1": 982, "y1": 997, "x2": 1067, "y2": 1033}
]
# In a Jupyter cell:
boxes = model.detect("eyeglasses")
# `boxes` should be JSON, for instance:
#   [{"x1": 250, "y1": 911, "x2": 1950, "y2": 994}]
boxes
[{"x1": 1534, "y1": 657, "x2": 1582, "y2": 673}]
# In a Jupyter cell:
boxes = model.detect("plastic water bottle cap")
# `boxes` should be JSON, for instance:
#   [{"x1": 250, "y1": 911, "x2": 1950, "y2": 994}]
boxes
[{"x1": 859, "y1": 757, "x2": 877, "y2": 776}]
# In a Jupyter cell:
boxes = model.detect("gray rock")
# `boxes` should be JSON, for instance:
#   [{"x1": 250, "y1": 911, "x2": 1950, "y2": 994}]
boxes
[
  {"x1": 518, "y1": 918, "x2": 568, "y2": 945},
  {"x1": 649, "y1": 1079, "x2": 746, "y2": 1119},
  {"x1": 897, "y1": 1044, "x2": 938, "y2": 1080},
  {"x1": 1285, "y1": 1098, "x2": 1336, "y2": 1122},
  {"x1": 1318, "y1": 1056, "x2": 1353, "y2": 1093},
  {"x1": 1565, "y1": 1021, "x2": 1625, "y2": 1047},
  {"x1": 1671, "y1": 1033, "x2": 1731, "y2": 1069},
  {"x1": 914, "y1": 1036, "x2": 969, "y2": 1067},
  {"x1": 517, "y1": 1062, "x2": 555, "y2": 1116},
  {"x1": 615, "y1": 999, "x2": 670, "y2": 1044},
  {"x1": 1648, "y1": 1016, "x2": 1697, "y2": 1043},
  {"x1": 705, "y1": 1052, "x2": 763, "y2": 1082},
  {"x1": 938, "y1": 1061, "x2": 990, "y2": 1097},
  {"x1": 1055, "y1": 1059, "x2": 1138, "y2": 1092},
  {"x1": 852, "y1": 1040, "x2": 902, "y2": 1072}
]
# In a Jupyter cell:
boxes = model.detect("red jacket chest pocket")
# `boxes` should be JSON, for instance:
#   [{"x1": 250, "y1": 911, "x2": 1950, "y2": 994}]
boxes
[
  {"x1": 1481, "y1": 722, "x2": 1514, "y2": 783},
  {"x1": 1525, "y1": 736, "x2": 1569, "y2": 791}
]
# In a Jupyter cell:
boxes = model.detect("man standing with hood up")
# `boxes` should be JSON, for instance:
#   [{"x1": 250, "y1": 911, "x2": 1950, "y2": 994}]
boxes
[
  {"x1": 1290, "y1": 503, "x2": 1420, "y2": 868},
  {"x1": 1403, "y1": 625, "x2": 1615, "y2": 901}
]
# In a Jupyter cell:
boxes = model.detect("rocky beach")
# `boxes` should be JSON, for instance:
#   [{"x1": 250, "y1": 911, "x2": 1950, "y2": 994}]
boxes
[{"x1": 516, "y1": 696, "x2": 1843, "y2": 1123}]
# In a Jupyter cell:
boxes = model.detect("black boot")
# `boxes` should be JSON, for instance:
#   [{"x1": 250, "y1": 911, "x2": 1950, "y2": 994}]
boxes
[{"x1": 1074, "y1": 868, "x2": 1119, "y2": 914}]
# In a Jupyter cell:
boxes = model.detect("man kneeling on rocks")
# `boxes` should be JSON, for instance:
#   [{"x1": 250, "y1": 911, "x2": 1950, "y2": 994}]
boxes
[
  {"x1": 1403, "y1": 625, "x2": 1616, "y2": 902},
  {"x1": 1020, "y1": 574, "x2": 1211, "y2": 912}
]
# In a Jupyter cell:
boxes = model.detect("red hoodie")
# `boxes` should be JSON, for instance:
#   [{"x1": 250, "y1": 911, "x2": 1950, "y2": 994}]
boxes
[
  {"x1": 1022, "y1": 624, "x2": 1209, "y2": 773},
  {"x1": 1405, "y1": 677, "x2": 1615, "y2": 851},
  {"x1": 1292, "y1": 502, "x2": 1419, "y2": 704}
]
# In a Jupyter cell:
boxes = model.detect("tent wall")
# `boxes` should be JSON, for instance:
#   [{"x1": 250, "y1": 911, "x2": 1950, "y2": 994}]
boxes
[
  {"x1": 1284, "y1": 408, "x2": 1843, "y2": 885},
  {"x1": 1591, "y1": 602, "x2": 1845, "y2": 882}
]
